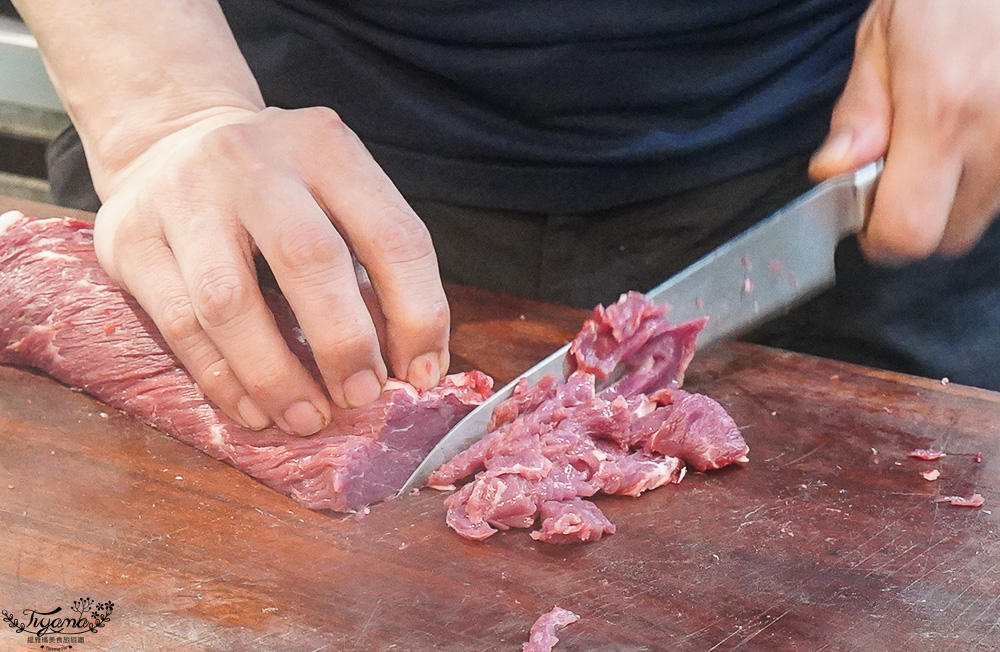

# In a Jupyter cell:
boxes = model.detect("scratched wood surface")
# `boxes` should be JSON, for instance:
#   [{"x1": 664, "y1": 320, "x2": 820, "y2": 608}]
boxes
[{"x1": 2, "y1": 197, "x2": 1000, "y2": 651}]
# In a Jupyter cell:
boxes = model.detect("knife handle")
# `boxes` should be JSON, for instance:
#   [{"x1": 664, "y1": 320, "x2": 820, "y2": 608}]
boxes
[{"x1": 849, "y1": 159, "x2": 883, "y2": 234}]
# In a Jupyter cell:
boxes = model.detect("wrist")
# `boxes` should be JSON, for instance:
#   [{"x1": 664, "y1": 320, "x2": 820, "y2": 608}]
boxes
[{"x1": 87, "y1": 101, "x2": 262, "y2": 199}]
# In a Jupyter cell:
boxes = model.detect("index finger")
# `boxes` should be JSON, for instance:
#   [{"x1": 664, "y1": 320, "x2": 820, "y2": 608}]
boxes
[
  {"x1": 290, "y1": 109, "x2": 450, "y2": 390},
  {"x1": 244, "y1": 176, "x2": 389, "y2": 410}
]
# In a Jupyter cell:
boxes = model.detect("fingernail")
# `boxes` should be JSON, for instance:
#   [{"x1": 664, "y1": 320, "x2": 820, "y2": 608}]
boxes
[
  {"x1": 343, "y1": 369, "x2": 383, "y2": 408},
  {"x1": 408, "y1": 352, "x2": 441, "y2": 391},
  {"x1": 813, "y1": 131, "x2": 853, "y2": 167},
  {"x1": 282, "y1": 400, "x2": 326, "y2": 436},
  {"x1": 237, "y1": 396, "x2": 271, "y2": 430}
]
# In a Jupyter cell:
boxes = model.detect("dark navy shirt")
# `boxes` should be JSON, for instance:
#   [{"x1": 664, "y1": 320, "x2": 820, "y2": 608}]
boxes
[{"x1": 220, "y1": 1, "x2": 870, "y2": 212}]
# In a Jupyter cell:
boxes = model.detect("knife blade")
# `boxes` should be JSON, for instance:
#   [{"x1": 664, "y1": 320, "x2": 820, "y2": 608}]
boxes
[{"x1": 400, "y1": 161, "x2": 882, "y2": 492}]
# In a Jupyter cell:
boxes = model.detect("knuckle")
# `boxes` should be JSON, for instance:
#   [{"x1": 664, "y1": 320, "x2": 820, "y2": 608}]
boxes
[
  {"x1": 241, "y1": 365, "x2": 292, "y2": 398},
  {"x1": 422, "y1": 297, "x2": 451, "y2": 332},
  {"x1": 257, "y1": 106, "x2": 286, "y2": 121},
  {"x1": 109, "y1": 198, "x2": 159, "y2": 252},
  {"x1": 300, "y1": 106, "x2": 348, "y2": 134},
  {"x1": 108, "y1": 209, "x2": 140, "y2": 245},
  {"x1": 193, "y1": 266, "x2": 252, "y2": 330},
  {"x1": 373, "y1": 209, "x2": 435, "y2": 266},
  {"x1": 326, "y1": 321, "x2": 380, "y2": 354},
  {"x1": 112, "y1": 228, "x2": 160, "y2": 276},
  {"x1": 930, "y1": 77, "x2": 980, "y2": 130},
  {"x1": 198, "y1": 358, "x2": 232, "y2": 388},
  {"x1": 274, "y1": 224, "x2": 348, "y2": 273},
  {"x1": 882, "y1": 220, "x2": 939, "y2": 261},
  {"x1": 940, "y1": 95, "x2": 974, "y2": 124},
  {"x1": 192, "y1": 358, "x2": 243, "y2": 406},
  {"x1": 310, "y1": 319, "x2": 381, "y2": 367},
  {"x1": 393, "y1": 295, "x2": 451, "y2": 339},
  {"x1": 203, "y1": 123, "x2": 261, "y2": 166},
  {"x1": 159, "y1": 294, "x2": 202, "y2": 345}
]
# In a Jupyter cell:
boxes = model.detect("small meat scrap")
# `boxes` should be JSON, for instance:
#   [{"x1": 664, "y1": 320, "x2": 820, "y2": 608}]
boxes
[
  {"x1": 936, "y1": 494, "x2": 985, "y2": 508},
  {"x1": 432, "y1": 292, "x2": 748, "y2": 544},
  {"x1": 908, "y1": 449, "x2": 947, "y2": 461},
  {"x1": 920, "y1": 469, "x2": 940, "y2": 481},
  {"x1": 523, "y1": 606, "x2": 580, "y2": 652}
]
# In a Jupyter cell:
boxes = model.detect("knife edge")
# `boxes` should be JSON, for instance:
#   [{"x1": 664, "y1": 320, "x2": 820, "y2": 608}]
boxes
[
  {"x1": 399, "y1": 162, "x2": 881, "y2": 495},
  {"x1": 399, "y1": 341, "x2": 571, "y2": 492}
]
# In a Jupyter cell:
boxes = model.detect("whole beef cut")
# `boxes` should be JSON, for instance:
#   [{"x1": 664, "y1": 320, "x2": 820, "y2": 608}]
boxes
[
  {"x1": 0, "y1": 212, "x2": 491, "y2": 511},
  {"x1": 431, "y1": 292, "x2": 749, "y2": 543}
]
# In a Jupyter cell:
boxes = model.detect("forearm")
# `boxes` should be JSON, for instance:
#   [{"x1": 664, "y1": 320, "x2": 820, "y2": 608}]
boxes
[{"x1": 13, "y1": 0, "x2": 264, "y2": 196}]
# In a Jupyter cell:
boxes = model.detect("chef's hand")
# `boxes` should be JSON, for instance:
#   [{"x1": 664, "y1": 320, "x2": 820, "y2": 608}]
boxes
[
  {"x1": 809, "y1": 0, "x2": 1000, "y2": 263},
  {"x1": 95, "y1": 106, "x2": 450, "y2": 434}
]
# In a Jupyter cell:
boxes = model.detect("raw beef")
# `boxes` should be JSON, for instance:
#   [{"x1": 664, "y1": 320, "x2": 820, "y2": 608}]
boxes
[
  {"x1": 487, "y1": 374, "x2": 562, "y2": 432},
  {"x1": 432, "y1": 292, "x2": 748, "y2": 543},
  {"x1": 0, "y1": 212, "x2": 491, "y2": 511},
  {"x1": 936, "y1": 494, "x2": 985, "y2": 508},
  {"x1": 631, "y1": 388, "x2": 748, "y2": 472},
  {"x1": 437, "y1": 372, "x2": 688, "y2": 541},
  {"x1": 569, "y1": 292, "x2": 706, "y2": 398},
  {"x1": 531, "y1": 499, "x2": 616, "y2": 544},
  {"x1": 522, "y1": 606, "x2": 579, "y2": 652},
  {"x1": 908, "y1": 449, "x2": 947, "y2": 461}
]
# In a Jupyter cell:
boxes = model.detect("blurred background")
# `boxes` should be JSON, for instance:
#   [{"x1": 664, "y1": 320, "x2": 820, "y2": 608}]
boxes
[{"x1": 0, "y1": 0, "x2": 68, "y2": 204}]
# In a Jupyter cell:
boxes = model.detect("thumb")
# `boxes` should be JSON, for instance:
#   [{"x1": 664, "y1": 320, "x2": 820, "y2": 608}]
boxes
[{"x1": 809, "y1": 7, "x2": 892, "y2": 181}]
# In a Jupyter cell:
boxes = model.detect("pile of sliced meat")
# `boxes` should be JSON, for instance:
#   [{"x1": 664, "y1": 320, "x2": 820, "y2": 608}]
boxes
[
  {"x1": 430, "y1": 292, "x2": 749, "y2": 543},
  {"x1": 0, "y1": 212, "x2": 491, "y2": 511}
]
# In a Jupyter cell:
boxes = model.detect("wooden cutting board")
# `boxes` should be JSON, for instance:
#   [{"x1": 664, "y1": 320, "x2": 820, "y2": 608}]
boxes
[{"x1": 2, "y1": 198, "x2": 1000, "y2": 651}]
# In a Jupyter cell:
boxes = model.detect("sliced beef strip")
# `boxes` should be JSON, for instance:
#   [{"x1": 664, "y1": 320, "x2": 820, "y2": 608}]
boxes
[
  {"x1": 633, "y1": 388, "x2": 748, "y2": 472},
  {"x1": 570, "y1": 290, "x2": 708, "y2": 397}
]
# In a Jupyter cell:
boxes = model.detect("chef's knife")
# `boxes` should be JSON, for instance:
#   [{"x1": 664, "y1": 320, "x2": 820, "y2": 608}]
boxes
[{"x1": 400, "y1": 161, "x2": 882, "y2": 492}]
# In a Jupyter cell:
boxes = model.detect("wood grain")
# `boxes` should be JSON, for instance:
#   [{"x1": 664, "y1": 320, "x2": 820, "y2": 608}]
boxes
[{"x1": 3, "y1": 198, "x2": 1000, "y2": 651}]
